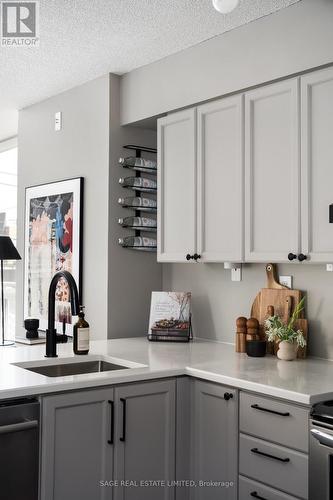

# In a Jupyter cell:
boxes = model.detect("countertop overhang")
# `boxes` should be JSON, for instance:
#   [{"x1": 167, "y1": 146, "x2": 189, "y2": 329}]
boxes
[{"x1": 0, "y1": 337, "x2": 332, "y2": 405}]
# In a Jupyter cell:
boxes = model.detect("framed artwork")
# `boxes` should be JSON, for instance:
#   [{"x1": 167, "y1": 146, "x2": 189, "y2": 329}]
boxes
[{"x1": 24, "y1": 177, "x2": 84, "y2": 335}]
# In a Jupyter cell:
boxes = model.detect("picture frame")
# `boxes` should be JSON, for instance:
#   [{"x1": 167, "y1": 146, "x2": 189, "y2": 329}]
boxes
[
  {"x1": 148, "y1": 291, "x2": 192, "y2": 342},
  {"x1": 24, "y1": 177, "x2": 84, "y2": 335}
]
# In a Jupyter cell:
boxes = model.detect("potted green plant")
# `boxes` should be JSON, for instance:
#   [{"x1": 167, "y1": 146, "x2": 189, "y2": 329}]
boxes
[{"x1": 265, "y1": 297, "x2": 306, "y2": 361}]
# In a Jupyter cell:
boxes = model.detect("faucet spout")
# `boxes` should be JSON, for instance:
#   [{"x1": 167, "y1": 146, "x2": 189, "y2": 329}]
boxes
[{"x1": 45, "y1": 271, "x2": 80, "y2": 358}]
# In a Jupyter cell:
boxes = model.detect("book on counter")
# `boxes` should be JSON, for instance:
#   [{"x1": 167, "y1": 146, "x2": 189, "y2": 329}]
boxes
[{"x1": 148, "y1": 291, "x2": 192, "y2": 342}]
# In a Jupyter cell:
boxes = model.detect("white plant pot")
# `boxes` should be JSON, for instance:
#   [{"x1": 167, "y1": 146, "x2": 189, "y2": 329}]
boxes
[{"x1": 277, "y1": 340, "x2": 298, "y2": 361}]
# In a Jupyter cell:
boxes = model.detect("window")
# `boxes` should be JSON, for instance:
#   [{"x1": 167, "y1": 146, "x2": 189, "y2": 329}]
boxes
[{"x1": 0, "y1": 140, "x2": 18, "y2": 338}]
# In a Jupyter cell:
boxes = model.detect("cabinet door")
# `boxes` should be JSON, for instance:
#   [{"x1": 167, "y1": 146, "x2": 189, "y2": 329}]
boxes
[
  {"x1": 157, "y1": 109, "x2": 197, "y2": 262},
  {"x1": 245, "y1": 79, "x2": 300, "y2": 262},
  {"x1": 301, "y1": 67, "x2": 333, "y2": 262},
  {"x1": 113, "y1": 379, "x2": 176, "y2": 500},
  {"x1": 197, "y1": 95, "x2": 244, "y2": 262},
  {"x1": 41, "y1": 388, "x2": 114, "y2": 500},
  {"x1": 191, "y1": 380, "x2": 238, "y2": 500}
]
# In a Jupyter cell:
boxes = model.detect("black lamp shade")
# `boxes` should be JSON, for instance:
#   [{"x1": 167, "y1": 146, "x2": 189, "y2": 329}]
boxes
[{"x1": 0, "y1": 236, "x2": 21, "y2": 261}]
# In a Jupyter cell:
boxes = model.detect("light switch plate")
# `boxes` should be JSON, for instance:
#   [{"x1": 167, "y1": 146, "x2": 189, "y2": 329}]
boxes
[
  {"x1": 55, "y1": 111, "x2": 62, "y2": 131},
  {"x1": 326, "y1": 264, "x2": 333, "y2": 272},
  {"x1": 279, "y1": 275, "x2": 292, "y2": 289}
]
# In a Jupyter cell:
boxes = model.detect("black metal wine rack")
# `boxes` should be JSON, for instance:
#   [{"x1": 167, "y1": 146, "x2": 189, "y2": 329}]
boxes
[{"x1": 119, "y1": 144, "x2": 157, "y2": 251}]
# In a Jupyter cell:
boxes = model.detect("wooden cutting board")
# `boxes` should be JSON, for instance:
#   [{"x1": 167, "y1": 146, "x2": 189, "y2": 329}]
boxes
[{"x1": 251, "y1": 264, "x2": 306, "y2": 358}]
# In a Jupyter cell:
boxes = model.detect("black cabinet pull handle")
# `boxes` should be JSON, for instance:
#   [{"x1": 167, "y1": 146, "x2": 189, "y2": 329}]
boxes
[
  {"x1": 251, "y1": 447, "x2": 290, "y2": 463},
  {"x1": 193, "y1": 253, "x2": 201, "y2": 262},
  {"x1": 298, "y1": 253, "x2": 307, "y2": 262},
  {"x1": 186, "y1": 254, "x2": 193, "y2": 261},
  {"x1": 107, "y1": 400, "x2": 114, "y2": 445},
  {"x1": 251, "y1": 404, "x2": 290, "y2": 417},
  {"x1": 224, "y1": 392, "x2": 233, "y2": 401},
  {"x1": 120, "y1": 398, "x2": 126, "y2": 442},
  {"x1": 250, "y1": 492, "x2": 268, "y2": 500},
  {"x1": 288, "y1": 253, "x2": 297, "y2": 261}
]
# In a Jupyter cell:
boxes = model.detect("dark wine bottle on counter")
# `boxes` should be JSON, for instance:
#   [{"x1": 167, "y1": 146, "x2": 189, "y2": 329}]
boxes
[
  {"x1": 118, "y1": 156, "x2": 157, "y2": 173},
  {"x1": 73, "y1": 306, "x2": 90, "y2": 355},
  {"x1": 118, "y1": 196, "x2": 157, "y2": 210},
  {"x1": 119, "y1": 176, "x2": 157, "y2": 192},
  {"x1": 118, "y1": 236, "x2": 157, "y2": 249},
  {"x1": 118, "y1": 216, "x2": 157, "y2": 230}
]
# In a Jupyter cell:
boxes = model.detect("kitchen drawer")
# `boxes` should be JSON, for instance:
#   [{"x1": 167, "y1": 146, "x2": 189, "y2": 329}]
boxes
[
  {"x1": 239, "y1": 434, "x2": 308, "y2": 499},
  {"x1": 240, "y1": 392, "x2": 309, "y2": 452},
  {"x1": 239, "y1": 475, "x2": 300, "y2": 500}
]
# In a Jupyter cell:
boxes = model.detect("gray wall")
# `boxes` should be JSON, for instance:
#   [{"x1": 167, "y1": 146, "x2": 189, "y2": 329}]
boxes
[
  {"x1": 17, "y1": 74, "x2": 162, "y2": 340},
  {"x1": 17, "y1": 75, "x2": 110, "y2": 339},
  {"x1": 108, "y1": 75, "x2": 162, "y2": 338},
  {"x1": 121, "y1": 0, "x2": 333, "y2": 125},
  {"x1": 163, "y1": 263, "x2": 333, "y2": 360}
]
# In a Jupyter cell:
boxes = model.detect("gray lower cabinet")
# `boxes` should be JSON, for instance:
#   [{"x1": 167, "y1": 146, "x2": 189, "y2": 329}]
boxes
[
  {"x1": 113, "y1": 379, "x2": 176, "y2": 500},
  {"x1": 41, "y1": 388, "x2": 114, "y2": 500},
  {"x1": 191, "y1": 380, "x2": 238, "y2": 500},
  {"x1": 41, "y1": 379, "x2": 176, "y2": 500},
  {"x1": 239, "y1": 476, "x2": 300, "y2": 500}
]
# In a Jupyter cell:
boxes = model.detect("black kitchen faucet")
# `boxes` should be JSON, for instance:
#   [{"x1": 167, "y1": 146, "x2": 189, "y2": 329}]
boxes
[{"x1": 45, "y1": 271, "x2": 80, "y2": 358}]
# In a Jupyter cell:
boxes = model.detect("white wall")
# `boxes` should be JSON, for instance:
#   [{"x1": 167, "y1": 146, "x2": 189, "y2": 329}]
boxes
[
  {"x1": 17, "y1": 74, "x2": 162, "y2": 340},
  {"x1": 121, "y1": 0, "x2": 333, "y2": 125}
]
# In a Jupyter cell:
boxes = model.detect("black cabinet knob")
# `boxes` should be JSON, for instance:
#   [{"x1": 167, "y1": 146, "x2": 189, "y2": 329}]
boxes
[
  {"x1": 224, "y1": 392, "x2": 233, "y2": 401},
  {"x1": 186, "y1": 254, "x2": 193, "y2": 261},
  {"x1": 288, "y1": 253, "x2": 297, "y2": 261},
  {"x1": 193, "y1": 253, "x2": 201, "y2": 262},
  {"x1": 298, "y1": 253, "x2": 307, "y2": 262}
]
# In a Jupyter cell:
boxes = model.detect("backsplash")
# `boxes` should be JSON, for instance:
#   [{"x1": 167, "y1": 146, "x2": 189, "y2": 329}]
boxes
[{"x1": 163, "y1": 263, "x2": 333, "y2": 360}]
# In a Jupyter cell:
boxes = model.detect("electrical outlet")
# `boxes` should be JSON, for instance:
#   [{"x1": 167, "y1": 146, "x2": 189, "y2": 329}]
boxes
[
  {"x1": 326, "y1": 264, "x2": 333, "y2": 272},
  {"x1": 231, "y1": 267, "x2": 242, "y2": 282},
  {"x1": 279, "y1": 275, "x2": 292, "y2": 289},
  {"x1": 55, "y1": 111, "x2": 62, "y2": 131}
]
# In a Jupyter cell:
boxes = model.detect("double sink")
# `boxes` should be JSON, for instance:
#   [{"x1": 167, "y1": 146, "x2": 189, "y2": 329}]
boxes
[{"x1": 13, "y1": 355, "x2": 146, "y2": 378}]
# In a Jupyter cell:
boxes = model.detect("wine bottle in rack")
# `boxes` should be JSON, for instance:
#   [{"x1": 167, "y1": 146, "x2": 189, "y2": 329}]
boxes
[
  {"x1": 118, "y1": 216, "x2": 157, "y2": 231},
  {"x1": 118, "y1": 196, "x2": 157, "y2": 211},
  {"x1": 119, "y1": 176, "x2": 157, "y2": 192},
  {"x1": 118, "y1": 156, "x2": 157, "y2": 173},
  {"x1": 118, "y1": 236, "x2": 157, "y2": 250}
]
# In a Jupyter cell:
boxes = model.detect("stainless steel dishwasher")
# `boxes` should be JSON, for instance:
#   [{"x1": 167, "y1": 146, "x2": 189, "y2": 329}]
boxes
[
  {"x1": 0, "y1": 397, "x2": 40, "y2": 500},
  {"x1": 310, "y1": 400, "x2": 333, "y2": 500}
]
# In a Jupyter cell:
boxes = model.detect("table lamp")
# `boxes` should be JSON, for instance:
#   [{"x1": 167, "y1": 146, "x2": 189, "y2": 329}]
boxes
[{"x1": 0, "y1": 236, "x2": 21, "y2": 346}]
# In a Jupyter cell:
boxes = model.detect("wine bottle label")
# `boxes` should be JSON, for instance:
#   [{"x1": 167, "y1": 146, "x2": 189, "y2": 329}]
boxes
[{"x1": 77, "y1": 328, "x2": 89, "y2": 351}]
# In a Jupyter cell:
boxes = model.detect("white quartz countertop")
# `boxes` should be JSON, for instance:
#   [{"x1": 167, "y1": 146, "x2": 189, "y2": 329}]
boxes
[{"x1": 1, "y1": 337, "x2": 333, "y2": 405}]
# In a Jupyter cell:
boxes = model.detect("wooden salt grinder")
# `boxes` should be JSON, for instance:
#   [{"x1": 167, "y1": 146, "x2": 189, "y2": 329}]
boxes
[{"x1": 236, "y1": 317, "x2": 247, "y2": 353}]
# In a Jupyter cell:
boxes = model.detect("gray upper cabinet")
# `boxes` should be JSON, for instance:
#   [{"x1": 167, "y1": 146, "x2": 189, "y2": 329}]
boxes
[
  {"x1": 41, "y1": 388, "x2": 114, "y2": 500},
  {"x1": 197, "y1": 95, "x2": 244, "y2": 262},
  {"x1": 301, "y1": 67, "x2": 333, "y2": 262},
  {"x1": 245, "y1": 79, "x2": 300, "y2": 262},
  {"x1": 157, "y1": 96, "x2": 244, "y2": 264},
  {"x1": 158, "y1": 109, "x2": 197, "y2": 262},
  {"x1": 191, "y1": 380, "x2": 238, "y2": 500},
  {"x1": 113, "y1": 379, "x2": 176, "y2": 500},
  {"x1": 157, "y1": 68, "x2": 333, "y2": 265}
]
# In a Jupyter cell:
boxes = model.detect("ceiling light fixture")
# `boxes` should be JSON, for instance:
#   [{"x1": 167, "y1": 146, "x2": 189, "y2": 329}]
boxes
[{"x1": 212, "y1": 0, "x2": 239, "y2": 14}]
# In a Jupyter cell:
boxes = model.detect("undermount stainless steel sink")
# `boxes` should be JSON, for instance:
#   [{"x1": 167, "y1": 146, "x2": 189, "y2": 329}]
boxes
[
  {"x1": 24, "y1": 360, "x2": 129, "y2": 377},
  {"x1": 12, "y1": 355, "x2": 146, "y2": 378}
]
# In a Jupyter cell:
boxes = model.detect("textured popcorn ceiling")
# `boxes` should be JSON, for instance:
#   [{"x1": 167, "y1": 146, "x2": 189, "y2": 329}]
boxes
[{"x1": 0, "y1": 0, "x2": 300, "y2": 140}]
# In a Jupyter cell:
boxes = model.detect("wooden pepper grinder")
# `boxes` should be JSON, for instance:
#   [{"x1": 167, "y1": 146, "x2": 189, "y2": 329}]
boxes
[
  {"x1": 246, "y1": 318, "x2": 259, "y2": 341},
  {"x1": 235, "y1": 317, "x2": 247, "y2": 353}
]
